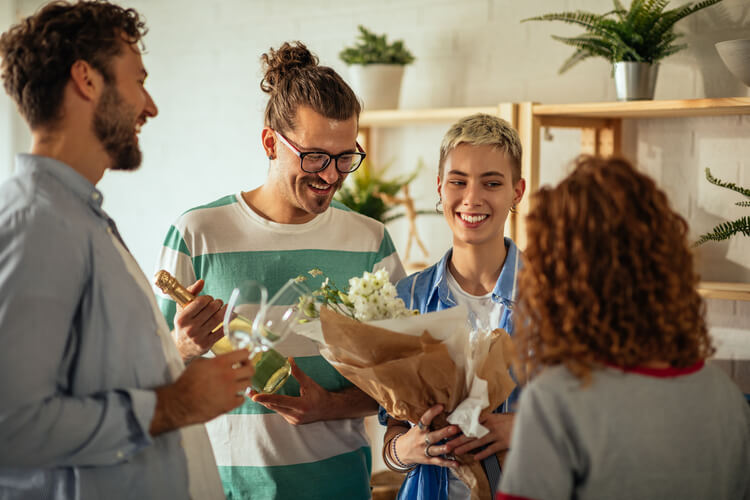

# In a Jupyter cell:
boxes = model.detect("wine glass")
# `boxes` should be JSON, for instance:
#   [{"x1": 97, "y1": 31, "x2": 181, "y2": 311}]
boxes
[{"x1": 223, "y1": 279, "x2": 311, "y2": 394}]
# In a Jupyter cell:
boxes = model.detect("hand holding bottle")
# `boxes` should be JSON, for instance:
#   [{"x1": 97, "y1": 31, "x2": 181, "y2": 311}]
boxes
[{"x1": 172, "y1": 279, "x2": 226, "y2": 361}]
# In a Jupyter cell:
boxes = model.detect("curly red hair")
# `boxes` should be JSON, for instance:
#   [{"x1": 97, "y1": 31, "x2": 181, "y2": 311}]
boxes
[{"x1": 517, "y1": 155, "x2": 713, "y2": 382}]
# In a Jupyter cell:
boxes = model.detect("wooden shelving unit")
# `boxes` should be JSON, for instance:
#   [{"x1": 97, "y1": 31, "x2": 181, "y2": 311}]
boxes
[
  {"x1": 359, "y1": 98, "x2": 750, "y2": 302},
  {"x1": 697, "y1": 282, "x2": 750, "y2": 302}
]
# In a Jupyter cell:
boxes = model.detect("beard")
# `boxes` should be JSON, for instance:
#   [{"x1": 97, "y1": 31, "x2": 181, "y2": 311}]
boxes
[
  {"x1": 298, "y1": 174, "x2": 343, "y2": 213},
  {"x1": 92, "y1": 83, "x2": 142, "y2": 171}
]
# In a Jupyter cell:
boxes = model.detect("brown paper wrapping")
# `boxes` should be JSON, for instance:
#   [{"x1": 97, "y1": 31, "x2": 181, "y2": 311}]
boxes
[{"x1": 318, "y1": 307, "x2": 517, "y2": 500}]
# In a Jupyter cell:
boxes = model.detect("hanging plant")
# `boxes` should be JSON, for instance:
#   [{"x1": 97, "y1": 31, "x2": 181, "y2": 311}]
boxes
[{"x1": 694, "y1": 168, "x2": 750, "y2": 245}]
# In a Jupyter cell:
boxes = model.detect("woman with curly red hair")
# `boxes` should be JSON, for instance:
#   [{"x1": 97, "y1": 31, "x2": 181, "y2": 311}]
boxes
[{"x1": 497, "y1": 156, "x2": 750, "y2": 500}]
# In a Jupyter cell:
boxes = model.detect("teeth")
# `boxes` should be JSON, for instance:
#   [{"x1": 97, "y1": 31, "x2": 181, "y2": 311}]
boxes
[
  {"x1": 459, "y1": 213, "x2": 488, "y2": 224},
  {"x1": 310, "y1": 182, "x2": 330, "y2": 190}
]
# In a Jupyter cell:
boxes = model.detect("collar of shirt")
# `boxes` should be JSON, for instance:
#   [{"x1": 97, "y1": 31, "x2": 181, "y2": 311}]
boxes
[
  {"x1": 16, "y1": 153, "x2": 106, "y2": 214},
  {"x1": 430, "y1": 237, "x2": 521, "y2": 309}
]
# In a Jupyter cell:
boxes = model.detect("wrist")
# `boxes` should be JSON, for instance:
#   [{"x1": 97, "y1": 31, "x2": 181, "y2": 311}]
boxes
[
  {"x1": 150, "y1": 383, "x2": 192, "y2": 436},
  {"x1": 384, "y1": 432, "x2": 415, "y2": 472}
]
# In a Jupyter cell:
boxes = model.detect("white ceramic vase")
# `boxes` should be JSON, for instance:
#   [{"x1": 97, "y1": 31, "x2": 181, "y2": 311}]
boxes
[
  {"x1": 348, "y1": 64, "x2": 405, "y2": 110},
  {"x1": 715, "y1": 39, "x2": 750, "y2": 87}
]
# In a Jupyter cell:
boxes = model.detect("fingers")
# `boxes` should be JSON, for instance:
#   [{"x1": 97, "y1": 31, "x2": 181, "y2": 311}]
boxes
[
  {"x1": 426, "y1": 424, "x2": 461, "y2": 445},
  {"x1": 473, "y1": 442, "x2": 505, "y2": 461},
  {"x1": 444, "y1": 434, "x2": 473, "y2": 449},
  {"x1": 191, "y1": 297, "x2": 224, "y2": 328},
  {"x1": 418, "y1": 404, "x2": 444, "y2": 427},
  {"x1": 289, "y1": 358, "x2": 311, "y2": 385},
  {"x1": 452, "y1": 437, "x2": 487, "y2": 456},
  {"x1": 425, "y1": 455, "x2": 458, "y2": 468},
  {"x1": 185, "y1": 279, "x2": 205, "y2": 296},
  {"x1": 251, "y1": 393, "x2": 299, "y2": 410}
]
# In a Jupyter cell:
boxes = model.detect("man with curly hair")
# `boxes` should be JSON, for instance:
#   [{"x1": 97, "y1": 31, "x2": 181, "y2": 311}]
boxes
[
  {"x1": 498, "y1": 156, "x2": 750, "y2": 500},
  {"x1": 0, "y1": 2, "x2": 254, "y2": 498}
]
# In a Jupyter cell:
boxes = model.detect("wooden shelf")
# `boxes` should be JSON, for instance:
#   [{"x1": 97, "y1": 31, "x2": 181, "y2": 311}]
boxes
[
  {"x1": 533, "y1": 97, "x2": 750, "y2": 120},
  {"x1": 697, "y1": 282, "x2": 750, "y2": 302},
  {"x1": 360, "y1": 106, "x2": 506, "y2": 127}
]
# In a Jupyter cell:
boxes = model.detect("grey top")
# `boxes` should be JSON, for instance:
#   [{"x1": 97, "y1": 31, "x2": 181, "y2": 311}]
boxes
[
  {"x1": 0, "y1": 154, "x2": 222, "y2": 499},
  {"x1": 499, "y1": 361, "x2": 750, "y2": 500}
]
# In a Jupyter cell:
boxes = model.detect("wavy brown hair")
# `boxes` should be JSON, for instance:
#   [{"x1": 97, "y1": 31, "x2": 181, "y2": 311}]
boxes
[
  {"x1": 0, "y1": 1, "x2": 146, "y2": 128},
  {"x1": 260, "y1": 41, "x2": 360, "y2": 134},
  {"x1": 517, "y1": 155, "x2": 713, "y2": 382}
]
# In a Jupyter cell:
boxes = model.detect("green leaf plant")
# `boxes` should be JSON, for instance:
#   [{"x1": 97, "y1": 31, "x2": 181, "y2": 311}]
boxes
[
  {"x1": 335, "y1": 159, "x2": 432, "y2": 224},
  {"x1": 522, "y1": 0, "x2": 724, "y2": 74},
  {"x1": 339, "y1": 25, "x2": 415, "y2": 65},
  {"x1": 694, "y1": 168, "x2": 750, "y2": 245}
]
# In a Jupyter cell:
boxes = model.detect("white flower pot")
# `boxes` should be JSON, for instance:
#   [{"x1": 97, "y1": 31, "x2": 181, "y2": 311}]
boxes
[
  {"x1": 348, "y1": 64, "x2": 405, "y2": 110},
  {"x1": 715, "y1": 38, "x2": 750, "y2": 87}
]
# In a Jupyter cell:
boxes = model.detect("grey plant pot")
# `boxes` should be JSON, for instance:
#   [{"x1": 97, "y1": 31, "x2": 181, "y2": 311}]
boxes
[{"x1": 614, "y1": 62, "x2": 659, "y2": 101}]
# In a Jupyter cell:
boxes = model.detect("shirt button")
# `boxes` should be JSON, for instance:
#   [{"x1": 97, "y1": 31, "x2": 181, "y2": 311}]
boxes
[
  {"x1": 116, "y1": 450, "x2": 124, "y2": 459},
  {"x1": 92, "y1": 192, "x2": 101, "y2": 201}
]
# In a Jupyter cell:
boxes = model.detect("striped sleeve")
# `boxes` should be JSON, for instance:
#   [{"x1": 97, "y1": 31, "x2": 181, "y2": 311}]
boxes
[
  {"x1": 153, "y1": 223, "x2": 196, "y2": 329},
  {"x1": 373, "y1": 227, "x2": 406, "y2": 283}
]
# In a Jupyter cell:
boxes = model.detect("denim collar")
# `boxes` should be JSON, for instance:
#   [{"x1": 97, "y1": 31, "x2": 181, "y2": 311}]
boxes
[{"x1": 431, "y1": 237, "x2": 521, "y2": 308}]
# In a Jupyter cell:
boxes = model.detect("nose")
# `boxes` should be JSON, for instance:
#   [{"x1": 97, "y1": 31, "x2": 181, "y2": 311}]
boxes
[
  {"x1": 317, "y1": 162, "x2": 342, "y2": 185},
  {"x1": 144, "y1": 88, "x2": 158, "y2": 118},
  {"x1": 463, "y1": 181, "x2": 482, "y2": 206}
]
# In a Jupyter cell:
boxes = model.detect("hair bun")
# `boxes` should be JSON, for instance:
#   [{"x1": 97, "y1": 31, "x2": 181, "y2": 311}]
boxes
[{"x1": 260, "y1": 41, "x2": 318, "y2": 94}]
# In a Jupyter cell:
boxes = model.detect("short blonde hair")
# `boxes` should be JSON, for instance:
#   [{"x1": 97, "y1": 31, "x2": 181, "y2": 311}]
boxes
[{"x1": 438, "y1": 113, "x2": 522, "y2": 183}]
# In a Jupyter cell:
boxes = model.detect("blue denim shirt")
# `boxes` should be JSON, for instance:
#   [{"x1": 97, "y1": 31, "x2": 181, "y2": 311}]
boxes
[
  {"x1": 0, "y1": 155, "x2": 219, "y2": 499},
  {"x1": 381, "y1": 238, "x2": 521, "y2": 500}
]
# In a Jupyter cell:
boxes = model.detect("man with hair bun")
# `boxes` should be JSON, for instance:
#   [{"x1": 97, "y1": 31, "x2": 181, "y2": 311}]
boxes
[
  {"x1": 154, "y1": 41, "x2": 405, "y2": 499},
  {"x1": 0, "y1": 1, "x2": 254, "y2": 499}
]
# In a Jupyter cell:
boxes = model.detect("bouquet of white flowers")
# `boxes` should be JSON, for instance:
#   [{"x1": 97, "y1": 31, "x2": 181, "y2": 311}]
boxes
[{"x1": 295, "y1": 268, "x2": 517, "y2": 500}]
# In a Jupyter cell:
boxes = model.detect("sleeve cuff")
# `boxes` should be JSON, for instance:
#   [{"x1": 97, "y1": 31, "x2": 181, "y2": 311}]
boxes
[{"x1": 126, "y1": 388, "x2": 157, "y2": 448}]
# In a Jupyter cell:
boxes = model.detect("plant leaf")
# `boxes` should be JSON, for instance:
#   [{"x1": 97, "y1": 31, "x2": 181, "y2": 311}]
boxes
[{"x1": 705, "y1": 168, "x2": 750, "y2": 198}]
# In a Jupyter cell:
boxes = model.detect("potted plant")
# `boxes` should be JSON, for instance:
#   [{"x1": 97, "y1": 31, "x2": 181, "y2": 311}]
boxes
[
  {"x1": 339, "y1": 25, "x2": 415, "y2": 110},
  {"x1": 695, "y1": 168, "x2": 750, "y2": 245},
  {"x1": 523, "y1": 0, "x2": 724, "y2": 101}
]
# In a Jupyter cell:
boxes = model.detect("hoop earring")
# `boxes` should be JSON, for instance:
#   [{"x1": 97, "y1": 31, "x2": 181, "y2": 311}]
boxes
[
  {"x1": 510, "y1": 204, "x2": 518, "y2": 214},
  {"x1": 435, "y1": 198, "x2": 443, "y2": 214}
]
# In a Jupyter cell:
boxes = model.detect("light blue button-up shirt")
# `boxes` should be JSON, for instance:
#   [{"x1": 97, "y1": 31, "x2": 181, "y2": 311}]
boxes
[
  {"x1": 0, "y1": 154, "x2": 216, "y2": 499},
  {"x1": 382, "y1": 239, "x2": 521, "y2": 500}
]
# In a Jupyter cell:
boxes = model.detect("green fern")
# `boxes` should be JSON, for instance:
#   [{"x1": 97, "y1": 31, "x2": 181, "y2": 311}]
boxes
[
  {"x1": 522, "y1": 0, "x2": 723, "y2": 73},
  {"x1": 339, "y1": 26, "x2": 415, "y2": 65},
  {"x1": 695, "y1": 168, "x2": 750, "y2": 245},
  {"x1": 334, "y1": 160, "x2": 423, "y2": 223}
]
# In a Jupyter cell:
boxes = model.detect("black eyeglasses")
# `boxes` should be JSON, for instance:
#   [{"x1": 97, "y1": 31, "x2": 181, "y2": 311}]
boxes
[{"x1": 275, "y1": 131, "x2": 366, "y2": 174}]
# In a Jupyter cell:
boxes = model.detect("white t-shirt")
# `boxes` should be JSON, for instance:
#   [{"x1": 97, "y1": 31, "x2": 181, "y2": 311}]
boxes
[
  {"x1": 445, "y1": 267, "x2": 506, "y2": 499},
  {"x1": 446, "y1": 268, "x2": 504, "y2": 332}
]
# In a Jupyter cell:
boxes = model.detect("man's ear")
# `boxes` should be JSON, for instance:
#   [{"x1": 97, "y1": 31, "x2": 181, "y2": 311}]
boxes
[
  {"x1": 69, "y1": 60, "x2": 100, "y2": 101},
  {"x1": 261, "y1": 127, "x2": 277, "y2": 160}
]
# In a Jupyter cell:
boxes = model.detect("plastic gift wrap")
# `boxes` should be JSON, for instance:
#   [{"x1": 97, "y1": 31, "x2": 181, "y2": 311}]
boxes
[{"x1": 296, "y1": 305, "x2": 517, "y2": 500}]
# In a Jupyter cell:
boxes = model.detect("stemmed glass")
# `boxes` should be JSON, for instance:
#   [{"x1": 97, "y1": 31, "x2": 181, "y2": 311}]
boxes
[{"x1": 224, "y1": 279, "x2": 312, "y2": 394}]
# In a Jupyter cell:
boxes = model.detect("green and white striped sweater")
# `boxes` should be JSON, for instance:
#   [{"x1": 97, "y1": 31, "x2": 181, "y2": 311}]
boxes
[{"x1": 153, "y1": 193, "x2": 405, "y2": 499}]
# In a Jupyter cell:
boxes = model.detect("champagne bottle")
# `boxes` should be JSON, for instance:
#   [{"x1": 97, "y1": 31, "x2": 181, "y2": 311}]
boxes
[{"x1": 154, "y1": 270, "x2": 291, "y2": 394}]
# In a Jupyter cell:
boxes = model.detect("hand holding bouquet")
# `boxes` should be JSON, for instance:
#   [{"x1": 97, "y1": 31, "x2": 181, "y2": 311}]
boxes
[{"x1": 295, "y1": 268, "x2": 517, "y2": 500}]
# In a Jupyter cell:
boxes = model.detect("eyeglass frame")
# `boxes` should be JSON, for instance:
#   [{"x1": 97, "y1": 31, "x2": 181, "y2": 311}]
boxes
[{"x1": 273, "y1": 130, "x2": 366, "y2": 174}]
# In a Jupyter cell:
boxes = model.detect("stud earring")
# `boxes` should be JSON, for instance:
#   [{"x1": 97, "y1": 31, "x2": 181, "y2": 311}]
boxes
[{"x1": 510, "y1": 204, "x2": 518, "y2": 214}]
